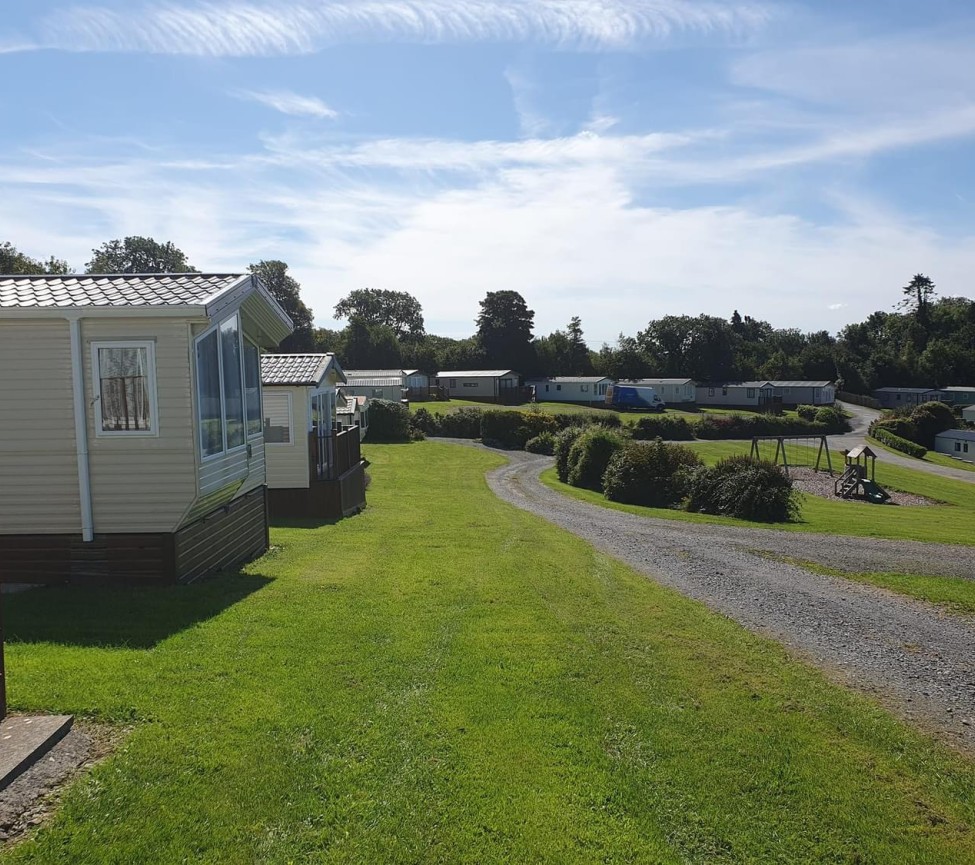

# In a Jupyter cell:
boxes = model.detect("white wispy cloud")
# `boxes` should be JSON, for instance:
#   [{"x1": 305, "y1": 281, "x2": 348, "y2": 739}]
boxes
[
  {"x1": 30, "y1": 0, "x2": 774, "y2": 57},
  {"x1": 236, "y1": 89, "x2": 338, "y2": 119}
]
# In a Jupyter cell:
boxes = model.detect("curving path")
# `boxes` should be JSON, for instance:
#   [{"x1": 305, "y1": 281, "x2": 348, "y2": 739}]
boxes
[
  {"x1": 832, "y1": 401, "x2": 975, "y2": 484},
  {"x1": 450, "y1": 441, "x2": 975, "y2": 752}
]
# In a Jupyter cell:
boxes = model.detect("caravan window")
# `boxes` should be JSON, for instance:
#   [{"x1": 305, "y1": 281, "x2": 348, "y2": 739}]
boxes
[
  {"x1": 91, "y1": 341, "x2": 158, "y2": 436},
  {"x1": 263, "y1": 391, "x2": 293, "y2": 444},
  {"x1": 195, "y1": 312, "x2": 253, "y2": 459}
]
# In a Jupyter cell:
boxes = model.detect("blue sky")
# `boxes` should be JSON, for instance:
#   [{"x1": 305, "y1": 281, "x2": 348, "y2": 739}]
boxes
[{"x1": 2, "y1": 0, "x2": 974, "y2": 344}]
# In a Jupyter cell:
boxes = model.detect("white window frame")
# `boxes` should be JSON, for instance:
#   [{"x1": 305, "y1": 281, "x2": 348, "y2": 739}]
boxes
[
  {"x1": 194, "y1": 312, "x2": 251, "y2": 462},
  {"x1": 91, "y1": 340, "x2": 159, "y2": 438},
  {"x1": 263, "y1": 390, "x2": 294, "y2": 447},
  {"x1": 244, "y1": 336, "x2": 263, "y2": 441}
]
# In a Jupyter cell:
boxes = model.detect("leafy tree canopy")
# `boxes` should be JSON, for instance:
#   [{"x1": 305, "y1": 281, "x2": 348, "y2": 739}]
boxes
[
  {"x1": 1, "y1": 241, "x2": 69, "y2": 275},
  {"x1": 334, "y1": 288, "x2": 425, "y2": 340},
  {"x1": 248, "y1": 260, "x2": 315, "y2": 352},
  {"x1": 476, "y1": 290, "x2": 536, "y2": 372},
  {"x1": 86, "y1": 236, "x2": 198, "y2": 274}
]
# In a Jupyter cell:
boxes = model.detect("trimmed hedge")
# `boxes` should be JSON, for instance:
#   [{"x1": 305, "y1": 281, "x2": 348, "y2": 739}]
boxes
[
  {"x1": 910, "y1": 401, "x2": 956, "y2": 448},
  {"x1": 368, "y1": 399, "x2": 412, "y2": 442},
  {"x1": 554, "y1": 427, "x2": 584, "y2": 482},
  {"x1": 566, "y1": 428, "x2": 626, "y2": 491},
  {"x1": 630, "y1": 414, "x2": 695, "y2": 441},
  {"x1": 693, "y1": 412, "x2": 848, "y2": 440},
  {"x1": 525, "y1": 432, "x2": 556, "y2": 455},
  {"x1": 602, "y1": 440, "x2": 702, "y2": 507},
  {"x1": 796, "y1": 405, "x2": 817, "y2": 421},
  {"x1": 686, "y1": 455, "x2": 800, "y2": 523},
  {"x1": 871, "y1": 428, "x2": 927, "y2": 458},
  {"x1": 869, "y1": 416, "x2": 918, "y2": 441},
  {"x1": 481, "y1": 410, "x2": 559, "y2": 449}
]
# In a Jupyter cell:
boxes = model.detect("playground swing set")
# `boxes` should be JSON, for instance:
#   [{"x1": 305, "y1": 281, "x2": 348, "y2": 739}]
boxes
[{"x1": 749, "y1": 436, "x2": 891, "y2": 504}]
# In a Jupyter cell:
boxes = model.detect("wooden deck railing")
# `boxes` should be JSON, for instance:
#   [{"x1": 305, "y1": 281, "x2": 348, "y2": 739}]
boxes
[{"x1": 309, "y1": 425, "x2": 362, "y2": 483}]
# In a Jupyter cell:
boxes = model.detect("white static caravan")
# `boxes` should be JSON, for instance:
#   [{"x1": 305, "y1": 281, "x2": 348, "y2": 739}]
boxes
[
  {"x1": 435, "y1": 370, "x2": 524, "y2": 403},
  {"x1": 0, "y1": 273, "x2": 293, "y2": 585},
  {"x1": 963, "y1": 406, "x2": 975, "y2": 423},
  {"x1": 261, "y1": 354, "x2": 366, "y2": 520},
  {"x1": 934, "y1": 429, "x2": 975, "y2": 460},
  {"x1": 768, "y1": 381, "x2": 835, "y2": 407},
  {"x1": 696, "y1": 382, "x2": 774, "y2": 408},
  {"x1": 527, "y1": 376, "x2": 613, "y2": 404},
  {"x1": 343, "y1": 369, "x2": 407, "y2": 402},
  {"x1": 628, "y1": 378, "x2": 696, "y2": 404}
]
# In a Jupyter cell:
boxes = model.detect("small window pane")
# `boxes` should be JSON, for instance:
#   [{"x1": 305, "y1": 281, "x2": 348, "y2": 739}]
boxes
[
  {"x1": 244, "y1": 340, "x2": 262, "y2": 437},
  {"x1": 98, "y1": 346, "x2": 151, "y2": 432},
  {"x1": 221, "y1": 316, "x2": 245, "y2": 449},
  {"x1": 197, "y1": 330, "x2": 223, "y2": 457}
]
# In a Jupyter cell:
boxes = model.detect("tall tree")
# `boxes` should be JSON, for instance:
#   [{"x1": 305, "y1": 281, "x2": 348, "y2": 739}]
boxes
[
  {"x1": 475, "y1": 290, "x2": 535, "y2": 372},
  {"x1": 86, "y1": 236, "x2": 198, "y2": 274},
  {"x1": 898, "y1": 273, "x2": 937, "y2": 319},
  {"x1": 334, "y1": 288, "x2": 425, "y2": 340},
  {"x1": 1, "y1": 241, "x2": 69, "y2": 274},
  {"x1": 565, "y1": 316, "x2": 593, "y2": 375},
  {"x1": 340, "y1": 318, "x2": 403, "y2": 369},
  {"x1": 248, "y1": 260, "x2": 315, "y2": 352}
]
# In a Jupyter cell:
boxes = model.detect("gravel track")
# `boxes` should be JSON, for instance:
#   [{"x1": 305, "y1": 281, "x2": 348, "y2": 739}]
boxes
[{"x1": 445, "y1": 440, "x2": 975, "y2": 751}]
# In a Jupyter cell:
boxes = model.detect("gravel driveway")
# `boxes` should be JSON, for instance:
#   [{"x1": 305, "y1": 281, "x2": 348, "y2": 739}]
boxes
[{"x1": 447, "y1": 441, "x2": 975, "y2": 751}]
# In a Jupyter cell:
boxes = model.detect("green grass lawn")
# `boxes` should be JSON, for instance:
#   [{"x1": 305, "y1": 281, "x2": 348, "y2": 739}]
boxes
[
  {"x1": 412, "y1": 400, "x2": 797, "y2": 425},
  {"x1": 867, "y1": 435, "x2": 975, "y2": 473},
  {"x1": 541, "y1": 440, "x2": 975, "y2": 545},
  {"x1": 760, "y1": 556, "x2": 975, "y2": 616},
  {"x1": 5, "y1": 442, "x2": 975, "y2": 863}
]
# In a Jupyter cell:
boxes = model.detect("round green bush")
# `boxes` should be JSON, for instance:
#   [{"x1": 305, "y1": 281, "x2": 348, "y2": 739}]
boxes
[
  {"x1": 367, "y1": 399, "x2": 412, "y2": 442},
  {"x1": 525, "y1": 432, "x2": 556, "y2": 455},
  {"x1": 630, "y1": 414, "x2": 695, "y2": 441},
  {"x1": 554, "y1": 427, "x2": 584, "y2": 482},
  {"x1": 686, "y1": 455, "x2": 800, "y2": 522},
  {"x1": 437, "y1": 407, "x2": 482, "y2": 438},
  {"x1": 566, "y1": 428, "x2": 626, "y2": 491},
  {"x1": 909, "y1": 401, "x2": 956, "y2": 448},
  {"x1": 603, "y1": 440, "x2": 702, "y2": 507},
  {"x1": 796, "y1": 404, "x2": 817, "y2": 421}
]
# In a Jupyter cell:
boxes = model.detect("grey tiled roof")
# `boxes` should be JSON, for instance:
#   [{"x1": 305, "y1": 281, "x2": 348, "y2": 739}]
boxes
[
  {"x1": 436, "y1": 370, "x2": 518, "y2": 378},
  {"x1": 345, "y1": 369, "x2": 405, "y2": 380},
  {"x1": 526, "y1": 376, "x2": 612, "y2": 383},
  {"x1": 262, "y1": 354, "x2": 337, "y2": 386},
  {"x1": 0, "y1": 273, "x2": 248, "y2": 308}
]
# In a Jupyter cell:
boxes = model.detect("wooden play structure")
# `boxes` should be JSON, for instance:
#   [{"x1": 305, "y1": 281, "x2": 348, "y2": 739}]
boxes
[
  {"x1": 833, "y1": 445, "x2": 891, "y2": 504},
  {"x1": 750, "y1": 435, "x2": 833, "y2": 476}
]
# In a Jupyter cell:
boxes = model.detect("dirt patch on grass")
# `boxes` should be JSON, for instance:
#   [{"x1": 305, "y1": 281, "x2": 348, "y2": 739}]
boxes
[
  {"x1": 0, "y1": 722, "x2": 124, "y2": 848},
  {"x1": 787, "y1": 467, "x2": 937, "y2": 506}
]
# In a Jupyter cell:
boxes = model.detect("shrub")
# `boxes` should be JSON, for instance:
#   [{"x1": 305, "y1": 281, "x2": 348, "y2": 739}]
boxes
[
  {"x1": 693, "y1": 411, "x2": 848, "y2": 440},
  {"x1": 872, "y1": 427, "x2": 927, "y2": 458},
  {"x1": 525, "y1": 432, "x2": 556, "y2": 455},
  {"x1": 367, "y1": 399, "x2": 412, "y2": 441},
  {"x1": 410, "y1": 407, "x2": 439, "y2": 435},
  {"x1": 814, "y1": 406, "x2": 844, "y2": 427},
  {"x1": 796, "y1": 404, "x2": 817, "y2": 421},
  {"x1": 631, "y1": 414, "x2": 695, "y2": 441},
  {"x1": 566, "y1": 428, "x2": 626, "y2": 491},
  {"x1": 910, "y1": 401, "x2": 956, "y2": 448},
  {"x1": 481, "y1": 410, "x2": 559, "y2": 449},
  {"x1": 603, "y1": 440, "x2": 702, "y2": 507},
  {"x1": 686, "y1": 455, "x2": 800, "y2": 523},
  {"x1": 436, "y1": 407, "x2": 482, "y2": 438},
  {"x1": 554, "y1": 427, "x2": 584, "y2": 482},
  {"x1": 869, "y1": 416, "x2": 918, "y2": 440}
]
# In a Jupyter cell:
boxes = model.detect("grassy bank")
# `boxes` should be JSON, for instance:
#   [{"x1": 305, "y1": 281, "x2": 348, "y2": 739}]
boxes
[
  {"x1": 867, "y1": 435, "x2": 975, "y2": 474},
  {"x1": 541, "y1": 440, "x2": 975, "y2": 544},
  {"x1": 4, "y1": 441, "x2": 975, "y2": 863}
]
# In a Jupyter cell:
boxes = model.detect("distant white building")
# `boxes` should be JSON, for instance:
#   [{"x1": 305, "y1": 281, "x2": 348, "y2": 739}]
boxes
[
  {"x1": 697, "y1": 380, "x2": 834, "y2": 408},
  {"x1": 343, "y1": 369, "x2": 407, "y2": 402},
  {"x1": 626, "y1": 378, "x2": 696, "y2": 404},
  {"x1": 435, "y1": 370, "x2": 524, "y2": 403},
  {"x1": 934, "y1": 429, "x2": 975, "y2": 460},
  {"x1": 526, "y1": 376, "x2": 613, "y2": 405},
  {"x1": 963, "y1": 406, "x2": 975, "y2": 423}
]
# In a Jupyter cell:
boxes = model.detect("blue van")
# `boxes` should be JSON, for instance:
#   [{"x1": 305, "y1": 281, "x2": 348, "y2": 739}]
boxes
[{"x1": 605, "y1": 385, "x2": 666, "y2": 412}]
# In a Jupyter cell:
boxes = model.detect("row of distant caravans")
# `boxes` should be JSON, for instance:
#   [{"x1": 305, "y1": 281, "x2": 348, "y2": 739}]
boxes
[
  {"x1": 0, "y1": 273, "x2": 369, "y2": 587},
  {"x1": 340, "y1": 370, "x2": 837, "y2": 410},
  {"x1": 873, "y1": 387, "x2": 975, "y2": 415}
]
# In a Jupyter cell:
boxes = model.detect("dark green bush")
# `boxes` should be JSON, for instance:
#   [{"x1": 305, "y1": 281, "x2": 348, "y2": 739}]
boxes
[
  {"x1": 436, "y1": 407, "x2": 482, "y2": 438},
  {"x1": 481, "y1": 410, "x2": 559, "y2": 449},
  {"x1": 871, "y1": 427, "x2": 927, "y2": 458},
  {"x1": 869, "y1": 416, "x2": 918, "y2": 441},
  {"x1": 566, "y1": 428, "x2": 626, "y2": 491},
  {"x1": 692, "y1": 411, "x2": 848, "y2": 440},
  {"x1": 367, "y1": 399, "x2": 412, "y2": 442},
  {"x1": 525, "y1": 432, "x2": 556, "y2": 455},
  {"x1": 554, "y1": 427, "x2": 584, "y2": 482},
  {"x1": 796, "y1": 404, "x2": 817, "y2": 421},
  {"x1": 814, "y1": 406, "x2": 843, "y2": 426},
  {"x1": 909, "y1": 401, "x2": 956, "y2": 448},
  {"x1": 410, "y1": 407, "x2": 438, "y2": 435},
  {"x1": 630, "y1": 414, "x2": 694, "y2": 441},
  {"x1": 686, "y1": 455, "x2": 800, "y2": 522},
  {"x1": 603, "y1": 440, "x2": 702, "y2": 507}
]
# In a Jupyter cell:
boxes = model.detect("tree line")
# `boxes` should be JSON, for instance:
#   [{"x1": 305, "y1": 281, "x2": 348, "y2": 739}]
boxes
[{"x1": 4, "y1": 239, "x2": 973, "y2": 392}]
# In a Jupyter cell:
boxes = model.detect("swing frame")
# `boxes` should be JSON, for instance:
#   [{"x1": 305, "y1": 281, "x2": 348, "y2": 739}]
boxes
[{"x1": 749, "y1": 435, "x2": 833, "y2": 476}]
